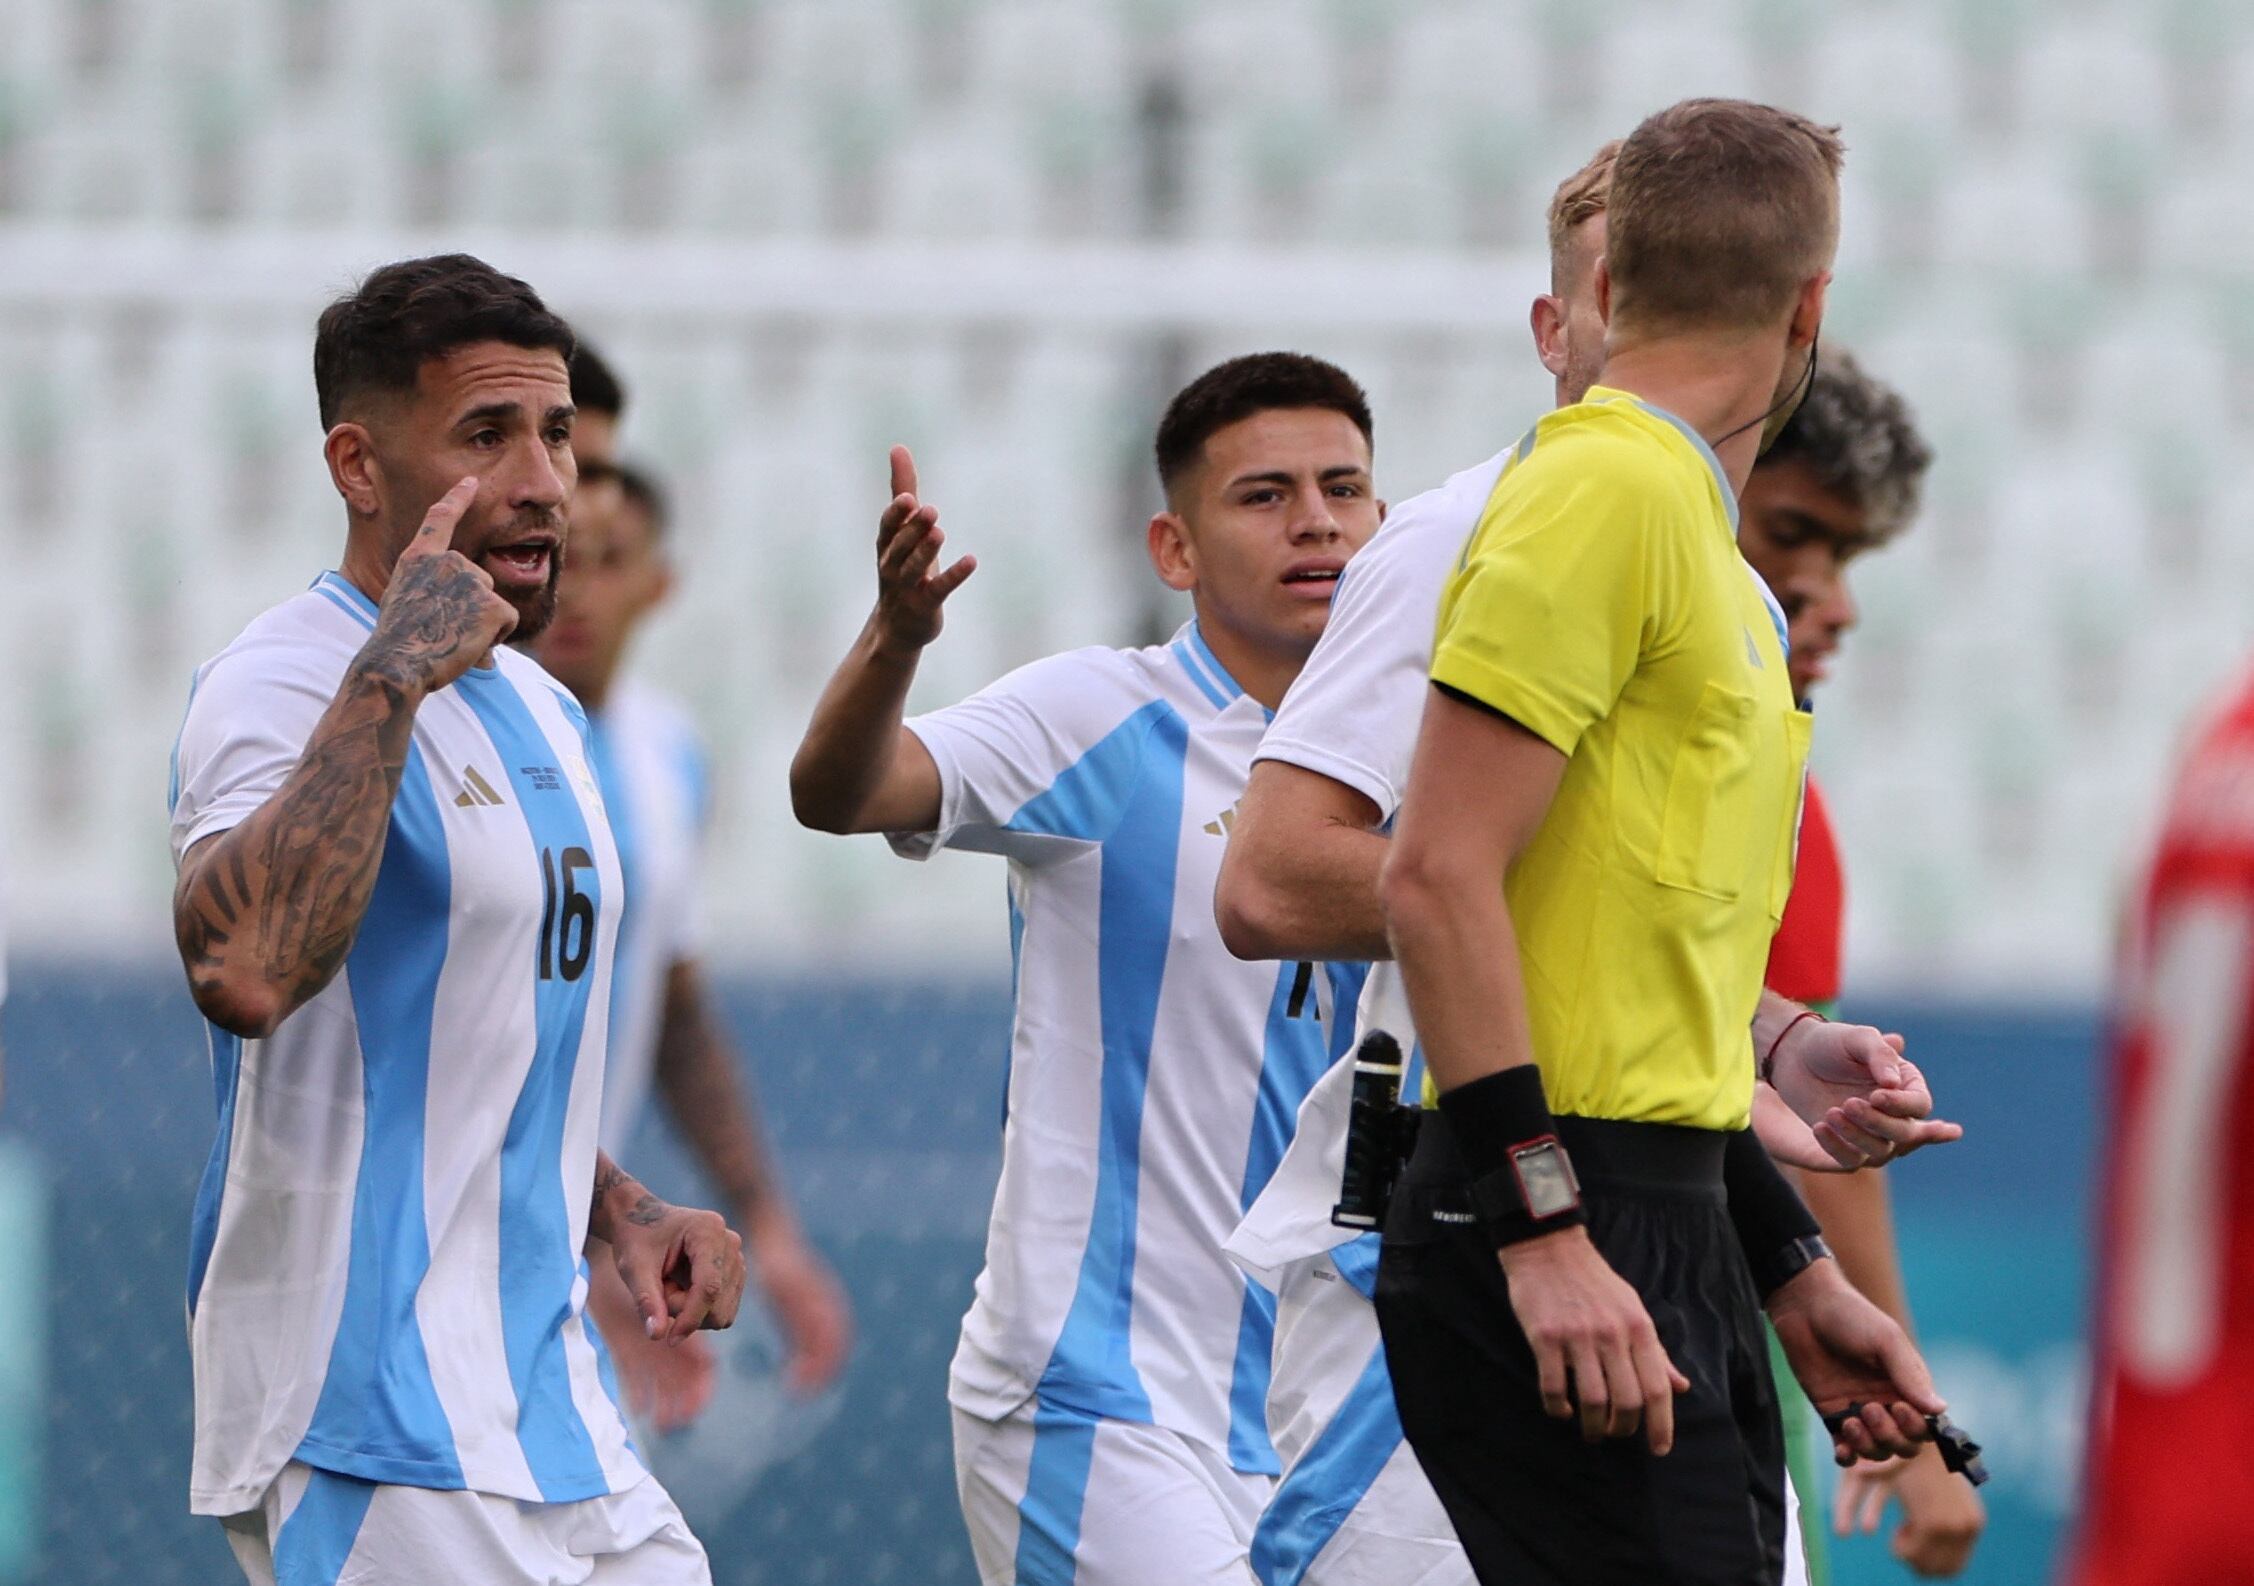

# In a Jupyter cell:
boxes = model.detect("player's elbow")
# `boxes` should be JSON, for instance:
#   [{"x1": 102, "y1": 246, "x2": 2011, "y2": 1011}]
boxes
[
  {"x1": 188, "y1": 969, "x2": 289, "y2": 1040},
  {"x1": 786, "y1": 756, "x2": 855, "y2": 834},
  {"x1": 1214, "y1": 856, "x2": 1292, "y2": 962}
]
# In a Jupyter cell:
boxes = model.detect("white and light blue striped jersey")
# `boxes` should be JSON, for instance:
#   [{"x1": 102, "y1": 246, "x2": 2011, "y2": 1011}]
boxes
[
  {"x1": 583, "y1": 680, "x2": 711, "y2": 1157},
  {"x1": 893, "y1": 621, "x2": 1367, "y2": 1472},
  {"x1": 169, "y1": 572, "x2": 641, "y2": 1517},
  {"x1": 1225, "y1": 449, "x2": 1510, "y2": 1285}
]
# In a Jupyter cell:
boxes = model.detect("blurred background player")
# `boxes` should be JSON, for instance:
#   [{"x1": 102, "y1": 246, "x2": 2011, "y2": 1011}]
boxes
[
  {"x1": 535, "y1": 347, "x2": 853, "y2": 1432},
  {"x1": 164, "y1": 254, "x2": 744, "y2": 1584},
  {"x1": 788, "y1": 353, "x2": 1380, "y2": 1585},
  {"x1": 2064, "y1": 665, "x2": 2254, "y2": 1585},
  {"x1": 1744, "y1": 355, "x2": 1987, "y2": 1578},
  {"x1": 1216, "y1": 142, "x2": 1959, "y2": 1586}
]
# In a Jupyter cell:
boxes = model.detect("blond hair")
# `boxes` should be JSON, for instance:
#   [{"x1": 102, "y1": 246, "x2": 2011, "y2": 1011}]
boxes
[
  {"x1": 1606, "y1": 99, "x2": 1845, "y2": 333},
  {"x1": 1545, "y1": 140, "x2": 1619, "y2": 287}
]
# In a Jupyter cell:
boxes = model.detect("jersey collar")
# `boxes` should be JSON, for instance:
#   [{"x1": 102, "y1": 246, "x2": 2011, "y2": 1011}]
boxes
[
  {"x1": 1171, "y1": 620, "x2": 1270, "y2": 720},
  {"x1": 1582, "y1": 386, "x2": 1740, "y2": 534}
]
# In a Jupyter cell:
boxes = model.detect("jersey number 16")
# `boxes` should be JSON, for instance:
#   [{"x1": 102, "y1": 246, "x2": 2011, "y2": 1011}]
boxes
[{"x1": 537, "y1": 845, "x2": 595, "y2": 982}]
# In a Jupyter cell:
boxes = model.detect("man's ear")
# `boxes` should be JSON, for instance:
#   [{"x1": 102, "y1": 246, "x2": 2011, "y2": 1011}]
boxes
[
  {"x1": 1790, "y1": 272, "x2": 1831, "y2": 349},
  {"x1": 1376, "y1": 498, "x2": 1389, "y2": 525},
  {"x1": 1593, "y1": 257, "x2": 1614, "y2": 327},
  {"x1": 325, "y1": 422, "x2": 382, "y2": 518},
  {"x1": 1147, "y1": 511, "x2": 1196, "y2": 593},
  {"x1": 1530, "y1": 293, "x2": 1569, "y2": 379}
]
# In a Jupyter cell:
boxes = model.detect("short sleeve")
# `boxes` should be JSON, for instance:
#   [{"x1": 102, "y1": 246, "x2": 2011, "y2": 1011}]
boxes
[
  {"x1": 892, "y1": 649, "x2": 1159, "y2": 865},
  {"x1": 1430, "y1": 448, "x2": 1665, "y2": 756},
  {"x1": 169, "y1": 638, "x2": 347, "y2": 865},
  {"x1": 1257, "y1": 508, "x2": 1468, "y2": 822}
]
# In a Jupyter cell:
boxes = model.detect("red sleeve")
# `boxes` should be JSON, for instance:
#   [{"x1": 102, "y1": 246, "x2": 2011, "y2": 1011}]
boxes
[{"x1": 1765, "y1": 775, "x2": 1843, "y2": 1009}]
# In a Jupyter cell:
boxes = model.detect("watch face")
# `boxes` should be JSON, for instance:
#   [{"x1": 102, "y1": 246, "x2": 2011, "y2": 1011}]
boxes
[{"x1": 1512, "y1": 1140, "x2": 1581, "y2": 1220}]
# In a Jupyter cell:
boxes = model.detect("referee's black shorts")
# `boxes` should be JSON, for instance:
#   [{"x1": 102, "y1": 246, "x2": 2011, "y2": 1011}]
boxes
[{"x1": 1375, "y1": 1112, "x2": 1788, "y2": 1586}]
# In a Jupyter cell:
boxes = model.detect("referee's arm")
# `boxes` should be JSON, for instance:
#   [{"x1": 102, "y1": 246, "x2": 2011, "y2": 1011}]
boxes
[{"x1": 1381, "y1": 682, "x2": 1691, "y2": 1455}]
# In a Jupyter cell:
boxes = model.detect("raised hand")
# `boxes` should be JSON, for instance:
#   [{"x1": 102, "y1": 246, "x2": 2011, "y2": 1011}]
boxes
[
  {"x1": 355, "y1": 477, "x2": 519, "y2": 698},
  {"x1": 1770, "y1": 1020, "x2": 1964, "y2": 1167},
  {"x1": 872, "y1": 446, "x2": 976, "y2": 652}
]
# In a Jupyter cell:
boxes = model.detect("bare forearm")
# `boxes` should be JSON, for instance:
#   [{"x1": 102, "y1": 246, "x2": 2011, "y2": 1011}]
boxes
[
  {"x1": 589, "y1": 1151, "x2": 670, "y2": 1246},
  {"x1": 655, "y1": 961, "x2": 786, "y2": 1226},
  {"x1": 1794, "y1": 1165, "x2": 1913, "y2": 1330},
  {"x1": 1220, "y1": 814, "x2": 1393, "y2": 962},
  {"x1": 174, "y1": 666, "x2": 418, "y2": 1036},
  {"x1": 789, "y1": 615, "x2": 922, "y2": 832},
  {"x1": 1382, "y1": 863, "x2": 1537, "y2": 1090}
]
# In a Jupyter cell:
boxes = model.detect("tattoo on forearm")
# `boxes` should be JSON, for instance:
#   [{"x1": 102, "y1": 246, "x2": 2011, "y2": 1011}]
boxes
[
  {"x1": 174, "y1": 672, "x2": 417, "y2": 1019},
  {"x1": 592, "y1": 1157, "x2": 626, "y2": 1221}
]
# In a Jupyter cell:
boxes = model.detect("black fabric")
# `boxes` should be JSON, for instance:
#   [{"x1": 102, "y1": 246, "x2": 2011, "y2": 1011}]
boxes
[
  {"x1": 1376, "y1": 1112, "x2": 1788, "y2": 1586},
  {"x1": 1721, "y1": 1125, "x2": 1825, "y2": 1297},
  {"x1": 1437, "y1": 1066, "x2": 1588, "y2": 1246}
]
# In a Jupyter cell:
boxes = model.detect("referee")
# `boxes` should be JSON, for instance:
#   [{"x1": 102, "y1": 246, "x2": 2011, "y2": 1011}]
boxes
[{"x1": 1376, "y1": 100, "x2": 1945, "y2": 1586}]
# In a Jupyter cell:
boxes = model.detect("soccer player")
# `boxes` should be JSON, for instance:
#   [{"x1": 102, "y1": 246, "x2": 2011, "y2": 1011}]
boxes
[
  {"x1": 167, "y1": 254, "x2": 744, "y2": 1584},
  {"x1": 1217, "y1": 143, "x2": 1957, "y2": 1586},
  {"x1": 789, "y1": 353, "x2": 1382, "y2": 1585},
  {"x1": 1743, "y1": 358, "x2": 1986, "y2": 1577},
  {"x1": 1375, "y1": 101, "x2": 1945, "y2": 1585},
  {"x1": 531, "y1": 356, "x2": 852, "y2": 1433},
  {"x1": 2065, "y1": 677, "x2": 2254, "y2": 1584}
]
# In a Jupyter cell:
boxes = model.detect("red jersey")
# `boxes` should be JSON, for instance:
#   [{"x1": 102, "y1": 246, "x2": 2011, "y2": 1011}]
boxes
[
  {"x1": 1767, "y1": 774, "x2": 1843, "y2": 1012},
  {"x1": 2068, "y1": 668, "x2": 2254, "y2": 1586}
]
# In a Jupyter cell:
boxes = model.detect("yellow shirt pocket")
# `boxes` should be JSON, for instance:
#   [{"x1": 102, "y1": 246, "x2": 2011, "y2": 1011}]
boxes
[{"x1": 1655, "y1": 681, "x2": 1760, "y2": 901}]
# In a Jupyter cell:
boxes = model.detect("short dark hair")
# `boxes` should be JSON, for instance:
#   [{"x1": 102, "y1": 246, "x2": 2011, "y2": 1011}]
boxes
[
  {"x1": 570, "y1": 342, "x2": 626, "y2": 420},
  {"x1": 1154, "y1": 352, "x2": 1373, "y2": 498},
  {"x1": 312, "y1": 253, "x2": 574, "y2": 429},
  {"x1": 1759, "y1": 349, "x2": 1932, "y2": 546},
  {"x1": 1608, "y1": 99, "x2": 1845, "y2": 333},
  {"x1": 614, "y1": 461, "x2": 670, "y2": 539}
]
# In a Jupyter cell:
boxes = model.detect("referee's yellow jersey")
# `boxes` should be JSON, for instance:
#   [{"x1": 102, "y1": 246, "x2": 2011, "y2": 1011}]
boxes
[{"x1": 1429, "y1": 387, "x2": 1812, "y2": 1132}]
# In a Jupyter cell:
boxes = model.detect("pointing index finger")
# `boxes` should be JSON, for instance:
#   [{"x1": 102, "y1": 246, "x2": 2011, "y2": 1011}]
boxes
[
  {"x1": 889, "y1": 445, "x2": 917, "y2": 502},
  {"x1": 417, "y1": 476, "x2": 479, "y2": 539}
]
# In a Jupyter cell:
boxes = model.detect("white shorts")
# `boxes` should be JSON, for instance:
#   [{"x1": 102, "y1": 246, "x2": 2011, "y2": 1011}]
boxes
[
  {"x1": 219, "y1": 1461, "x2": 711, "y2": 1586},
  {"x1": 953, "y1": 1398, "x2": 1272, "y2": 1586}
]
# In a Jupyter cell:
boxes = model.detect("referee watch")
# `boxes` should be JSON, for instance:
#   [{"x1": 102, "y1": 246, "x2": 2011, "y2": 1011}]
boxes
[{"x1": 1438, "y1": 1067, "x2": 1587, "y2": 1247}]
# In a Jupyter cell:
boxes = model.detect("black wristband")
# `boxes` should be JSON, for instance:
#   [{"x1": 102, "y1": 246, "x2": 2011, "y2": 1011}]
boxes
[
  {"x1": 1722, "y1": 1126, "x2": 1825, "y2": 1297},
  {"x1": 1436, "y1": 1067, "x2": 1587, "y2": 1248}
]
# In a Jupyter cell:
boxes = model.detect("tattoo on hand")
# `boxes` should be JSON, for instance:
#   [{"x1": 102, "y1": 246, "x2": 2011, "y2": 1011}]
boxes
[
  {"x1": 625, "y1": 1193, "x2": 669, "y2": 1228},
  {"x1": 357, "y1": 555, "x2": 499, "y2": 697}
]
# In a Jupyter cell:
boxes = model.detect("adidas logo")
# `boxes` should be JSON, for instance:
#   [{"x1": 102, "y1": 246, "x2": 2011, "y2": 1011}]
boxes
[
  {"x1": 454, "y1": 765, "x2": 507, "y2": 808},
  {"x1": 1203, "y1": 804, "x2": 1239, "y2": 838}
]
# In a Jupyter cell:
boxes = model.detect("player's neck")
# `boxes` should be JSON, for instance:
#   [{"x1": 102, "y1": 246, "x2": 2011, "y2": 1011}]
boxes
[
  {"x1": 1595, "y1": 334, "x2": 1793, "y2": 496},
  {"x1": 1191, "y1": 612, "x2": 1299, "y2": 712}
]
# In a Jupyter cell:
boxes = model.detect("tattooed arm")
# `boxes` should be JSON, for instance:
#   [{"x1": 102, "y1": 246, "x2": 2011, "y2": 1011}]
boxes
[
  {"x1": 590, "y1": 1149, "x2": 749, "y2": 1343},
  {"x1": 172, "y1": 479, "x2": 515, "y2": 1038}
]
